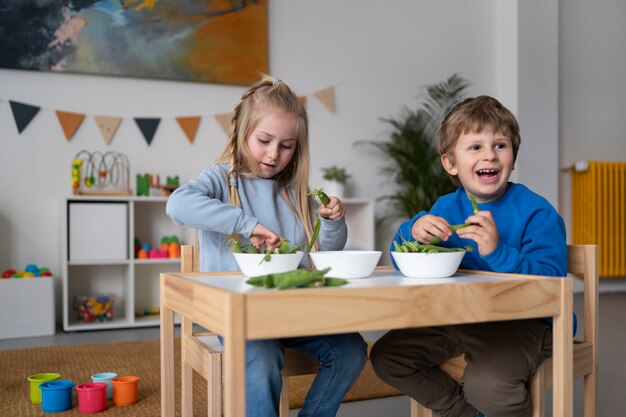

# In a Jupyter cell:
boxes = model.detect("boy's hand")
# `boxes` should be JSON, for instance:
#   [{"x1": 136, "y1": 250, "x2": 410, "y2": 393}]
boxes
[
  {"x1": 319, "y1": 196, "x2": 346, "y2": 221},
  {"x1": 412, "y1": 214, "x2": 452, "y2": 244},
  {"x1": 455, "y1": 211, "x2": 499, "y2": 256},
  {"x1": 250, "y1": 223, "x2": 282, "y2": 251}
]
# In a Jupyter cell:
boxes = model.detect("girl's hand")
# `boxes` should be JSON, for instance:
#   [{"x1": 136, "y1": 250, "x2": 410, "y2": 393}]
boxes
[
  {"x1": 455, "y1": 211, "x2": 499, "y2": 256},
  {"x1": 250, "y1": 223, "x2": 282, "y2": 251},
  {"x1": 319, "y1": 196, "x2": 346, "y2": 220},
  {"x1": 411, "y1": 214, "x2": 451, "y2": 244}
]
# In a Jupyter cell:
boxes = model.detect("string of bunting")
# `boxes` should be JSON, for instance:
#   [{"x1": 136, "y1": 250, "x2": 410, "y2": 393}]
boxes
[{"x1": 0, "y1": 85, "x2": 336, "y2": 146}]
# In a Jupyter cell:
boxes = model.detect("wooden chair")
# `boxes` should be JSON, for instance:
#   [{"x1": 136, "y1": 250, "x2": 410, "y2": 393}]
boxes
[
  {"x1": 411, "y1": 244, "x2": 598, "y2": 417},
  {"x1": 179, "y1": 244, "x2": 321, "y2": 417}
]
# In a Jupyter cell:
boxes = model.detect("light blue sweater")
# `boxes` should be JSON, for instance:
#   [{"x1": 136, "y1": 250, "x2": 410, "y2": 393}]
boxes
[{"x1": 166, "y1": 163, "x2": 347, "y2": 272}]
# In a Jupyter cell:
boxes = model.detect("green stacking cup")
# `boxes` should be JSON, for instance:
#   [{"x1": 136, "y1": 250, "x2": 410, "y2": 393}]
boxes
[{"x1": 28, "y1": 373, "x2": 61, "y2": 404}]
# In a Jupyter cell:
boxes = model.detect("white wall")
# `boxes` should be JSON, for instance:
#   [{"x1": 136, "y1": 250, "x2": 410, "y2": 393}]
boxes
[
  {"x1": 559, "y1": 0, "x2": 626, "y2": 242},
  {"x1": 0, "y1": 0, "x2": 584, "y2": 324}
]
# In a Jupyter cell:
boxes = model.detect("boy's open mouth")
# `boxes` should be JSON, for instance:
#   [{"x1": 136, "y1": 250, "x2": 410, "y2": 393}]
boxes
[{"x1": 476, "y1": 168, "x2": 500, "y2": 181}]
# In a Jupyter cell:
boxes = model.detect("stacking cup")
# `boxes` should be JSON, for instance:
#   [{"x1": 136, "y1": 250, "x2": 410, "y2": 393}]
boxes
[
  {"x1": 111, "y1": 376, "x2": 140, "y2": 406},
  {"x1": 90, "y1": 372, "x2": 117, "y2": 400},
  {"x1": 76, "y1": 382, "x2": 107, "y2": 414},
  {"x1": 27, "y1": 373, "x2": 61, "y2": 404},
  {"x1": 40, "y1": 380, "x2": 74, "y2": 412}
]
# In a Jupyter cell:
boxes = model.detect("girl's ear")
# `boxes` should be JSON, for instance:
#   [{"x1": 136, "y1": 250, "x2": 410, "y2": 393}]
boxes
[{"x1": 441, "y1": 153, "x2": 458, "y2": 176}]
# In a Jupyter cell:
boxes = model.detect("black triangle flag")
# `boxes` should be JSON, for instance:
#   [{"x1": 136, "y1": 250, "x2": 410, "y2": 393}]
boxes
[
  {"x1": 134, "y1": 118, "x2": 161, "y2": 145},
  {"x1": 10, "y1": 101, "x2": 41, "y2": 133}
]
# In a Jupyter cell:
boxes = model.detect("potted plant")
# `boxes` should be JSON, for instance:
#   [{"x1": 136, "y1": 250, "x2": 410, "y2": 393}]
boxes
[
  {"x1": 321, "y1": 165, "x2": 351, "y2": 198},
  {"x1": 358, "y1": 74, "x2": 470, "y2": 224}
]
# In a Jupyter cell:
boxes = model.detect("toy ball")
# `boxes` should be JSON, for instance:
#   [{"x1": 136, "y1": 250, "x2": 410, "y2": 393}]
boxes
[
  {"x1": 22, "y1": 272, "x2": 36, "y2": 278},
  {"x1": 141, "y1": 243, "x2": 151, "y2": 251},
  {"x1": 25, "y1": 264, "x2": 39, "y2": 273},
  {"x1": 2, "y1": 268, "x2": 16, "y2": 278},
  {"x1": 41, "y1": 271, "x2": 53, "y2": 277},
  {"x1": 137, "y1": 249, "x2": 148, "y2": 259}
]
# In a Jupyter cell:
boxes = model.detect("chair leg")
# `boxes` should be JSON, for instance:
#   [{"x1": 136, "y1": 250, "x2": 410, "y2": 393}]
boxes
[
  {"x1": 583, "y1": 371, "x2": 597, "y2": 417},
  {"x1": 530, "y1": 364, "x2": 545, "y2": 417},
  {"x1": 411, "y1": 398, "x2": 434, "y2": 417},
  {"x1": 182, "y1": 360, "x2": 194, "y2": 417},
  {"x1": 207, "y1": 353, "x2": 222, "y2": 417},
  {"x1": 279, "y1": 375, "x2": 290, "y2": 417}
]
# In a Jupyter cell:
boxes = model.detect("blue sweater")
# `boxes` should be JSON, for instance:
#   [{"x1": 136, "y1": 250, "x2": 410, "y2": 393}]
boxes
[
  {"x1": 391, "y1": 183, "x2": 568, "y2": 276},
  {"x1": 166, "y1": 163, "x2": 347, "y2": 272}
]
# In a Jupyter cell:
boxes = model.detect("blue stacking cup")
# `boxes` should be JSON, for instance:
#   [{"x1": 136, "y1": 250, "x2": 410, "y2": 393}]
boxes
[
  {"x1": 40, "y1": 380, "x2": 75, "y2": 413},
  {"x1": 90, "y1": 372, "x2": 117, "y2": 400}
]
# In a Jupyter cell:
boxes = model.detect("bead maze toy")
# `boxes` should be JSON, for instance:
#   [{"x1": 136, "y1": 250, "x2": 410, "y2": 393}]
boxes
[{"x1": 72, "y1": 150, "x2": 131, "y2": 195}]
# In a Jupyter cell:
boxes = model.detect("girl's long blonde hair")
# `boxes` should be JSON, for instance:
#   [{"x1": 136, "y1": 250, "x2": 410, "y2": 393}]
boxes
[{"x1": 218, "y1": 74, "x2": 316, "y2": 244}]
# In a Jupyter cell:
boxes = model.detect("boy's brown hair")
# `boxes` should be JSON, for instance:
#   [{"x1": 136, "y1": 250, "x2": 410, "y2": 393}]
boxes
[{"x1": 438, "y1": 95, "x2": 521, "y2": 186}]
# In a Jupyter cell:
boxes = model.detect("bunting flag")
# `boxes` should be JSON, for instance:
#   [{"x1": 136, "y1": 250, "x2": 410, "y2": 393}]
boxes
[
  {"x1": 176, "y1": 116, "x2": 201, "y2": 144},
  {"x1": 214, "y1": 112, "x2": 233, "y2": 136},
  {"x1": 134, "y1": 117, "x2": 161, "y2": 145},
  {"x1": 313, "y1": 86, "x2": 336, "y2": 113},
  {"x1": 2, "y1": 83, "x2": 338, "y2": 143},
  {"x1": 10, "y1": 101, "x2": 41, "y2": 133},
  {"x1": 55, "y1": 110, "x2": 85, "y2": 141},
  {"x1": 94, "y1": 115, "x2": 122, "y2": 145}
]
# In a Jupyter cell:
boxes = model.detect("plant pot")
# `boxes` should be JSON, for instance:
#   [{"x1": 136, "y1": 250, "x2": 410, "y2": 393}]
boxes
[{"x1": 322, "y1": 180, "x2": 346, "y2": 199}]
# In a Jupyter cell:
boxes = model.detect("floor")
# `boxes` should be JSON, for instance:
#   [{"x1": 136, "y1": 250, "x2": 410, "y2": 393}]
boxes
[{"x1": 3, "y1": 291, "x2": 626, "y2": 417}]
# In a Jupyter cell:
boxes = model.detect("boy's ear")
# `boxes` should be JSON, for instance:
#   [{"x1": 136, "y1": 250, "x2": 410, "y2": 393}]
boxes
[{"x1": 441, "y1": 154, "x2": 458, "y2": 176}]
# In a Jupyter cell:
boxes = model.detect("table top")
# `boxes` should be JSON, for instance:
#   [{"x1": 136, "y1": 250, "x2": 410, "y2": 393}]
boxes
[{"x1": 170, "y1": 268, "x2": 550, "y2": 293}]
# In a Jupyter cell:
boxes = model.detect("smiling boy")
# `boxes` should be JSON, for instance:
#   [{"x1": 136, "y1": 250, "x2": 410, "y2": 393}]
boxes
[{"x1": 370, "y1": 96, "x2": 568, "y2": 417}]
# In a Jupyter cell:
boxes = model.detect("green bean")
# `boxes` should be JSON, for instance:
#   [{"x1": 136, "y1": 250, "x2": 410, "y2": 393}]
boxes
[
  {"x1": 274, "y1": 268, "x2": 331, "y2": 290},
  {"x1": 469, "y1": 193, "x2": 479, "y2": 214},
  {"x1": 308, "y1": 188, "x2": 331, "y2": 206},
  {"x1": 227, "y1": 239, "x2": 244, "y2": 253},
  {"x1": 394, "y1": 241, "x2": 472, "y2": 253},
  {"x1": 306, "y1": 218, "x2": 321, "y2": 253},
  {"x1": 429, "y1": 194, "x2": 479, "y2": 244}
]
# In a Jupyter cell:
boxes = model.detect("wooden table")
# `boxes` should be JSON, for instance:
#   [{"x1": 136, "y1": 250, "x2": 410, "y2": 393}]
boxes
[{"x1": 160, "y1": 269, "x2": 573, "y2": 417}]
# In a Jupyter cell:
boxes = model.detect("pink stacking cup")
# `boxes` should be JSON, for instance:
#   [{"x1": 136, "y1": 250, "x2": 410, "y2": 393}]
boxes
[{"x1": 76, "y1": 382, "x2": 107, "y2": 414}]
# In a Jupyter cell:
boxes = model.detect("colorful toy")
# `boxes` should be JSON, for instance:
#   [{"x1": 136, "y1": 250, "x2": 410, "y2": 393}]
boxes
[
  {"x1": 2, "y1": 265, "x2": 52, "y2": 278},
  {"x1": 136, "y1": 173, "x2": 180, "y2": 196},
  {"x1": 73, "y1": 295, "x2": 114, "y2": 323},
  {"x1": 134, "y1": 236, "x2": 180, "y2": 259},
  {"x1": 71, "y1": 150, "x2": 130, "y2": 195}
]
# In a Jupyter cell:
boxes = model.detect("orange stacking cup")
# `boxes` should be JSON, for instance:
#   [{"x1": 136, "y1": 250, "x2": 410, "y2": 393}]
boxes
[{"x1": 111, "y1": 376, "x2": 140, "y2": 406}]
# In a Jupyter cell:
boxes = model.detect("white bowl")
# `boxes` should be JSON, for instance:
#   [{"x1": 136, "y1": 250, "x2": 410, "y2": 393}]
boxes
[
  {"x1": 309, "y1": 250, "x2": 382, "y2": 279},
  {"x1": 233, "y1": 252, "x2": 304, "y2": 277},
  {"x1": 391, "y1": 251, "x2": 466, "y2": 278}
]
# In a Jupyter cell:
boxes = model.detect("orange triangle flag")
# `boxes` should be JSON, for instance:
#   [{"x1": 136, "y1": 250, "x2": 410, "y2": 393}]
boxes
[
  {"x1": 214, "y1": 112, "x2": 233, "y2": 136},
  {"x1": 299, "y1": 96, "x2": 308, "y2": 109},
  {"x1": 313, "y1": 86, "x2": 336, "y2": 113},
  {"x1": 176, "y1": 116, "x2": 201, "y2": 143},
  {"x1": 94, "y1": 115, "x2": 122, "y2": 145},
  {"x1": 55, "y1": 110, "x2": 85, "y2": 141}
]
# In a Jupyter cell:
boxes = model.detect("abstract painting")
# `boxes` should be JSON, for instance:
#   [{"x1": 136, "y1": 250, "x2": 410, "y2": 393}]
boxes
[{"x1": 0, "y1": 0, "x2": 268, "y2": 85}]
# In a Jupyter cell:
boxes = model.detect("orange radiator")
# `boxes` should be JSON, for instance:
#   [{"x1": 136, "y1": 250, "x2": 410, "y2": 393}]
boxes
[{"x1": 572, "y1": 161, "x2": 626, "y2": 278}]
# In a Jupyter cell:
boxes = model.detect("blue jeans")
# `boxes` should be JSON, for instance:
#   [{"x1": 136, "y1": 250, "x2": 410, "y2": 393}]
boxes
[{"x1": 222, "y1": 333, "x2": 367, "y2": 417}]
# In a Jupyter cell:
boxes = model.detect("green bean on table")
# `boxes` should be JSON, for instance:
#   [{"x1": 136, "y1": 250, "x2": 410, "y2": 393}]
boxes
[{"x1": 245, "y1": 267, "x2": 348, "y2": 290}]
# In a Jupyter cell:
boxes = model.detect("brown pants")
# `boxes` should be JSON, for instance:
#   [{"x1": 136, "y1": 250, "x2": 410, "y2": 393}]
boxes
[{"x1": 369, "y1": 319, "x2": 552, "y2": 417}]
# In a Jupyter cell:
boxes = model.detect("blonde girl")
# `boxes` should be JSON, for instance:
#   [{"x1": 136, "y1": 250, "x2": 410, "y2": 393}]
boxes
[{"x1": 167, "y1": 74, "x2": 367, "y2": 417}]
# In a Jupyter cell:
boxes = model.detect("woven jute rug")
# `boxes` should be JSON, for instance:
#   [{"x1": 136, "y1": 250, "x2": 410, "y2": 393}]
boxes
[{"x1": 1, "y1": 339, "x2": 401, "y2": 416}]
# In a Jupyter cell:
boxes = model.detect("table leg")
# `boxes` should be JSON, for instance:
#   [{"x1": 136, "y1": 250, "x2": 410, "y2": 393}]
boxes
[
  {"x1": 552, "y1": 276, "x2": 573, "y2": 417},
  {"x1": 223, "y1": 294, "x2": 246, "y2": 417},
  {"x1": 160, "y1": 277, "x2": 175, "y2": 417}
]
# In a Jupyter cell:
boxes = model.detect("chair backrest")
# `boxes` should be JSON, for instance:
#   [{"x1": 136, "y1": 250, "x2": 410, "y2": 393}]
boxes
[
  {"x1": 567, "y1": 244, "x2": 598, "y2": 346},
  {"x1": 181, "y1": 244, "x2": 199, "y2": 273}
]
